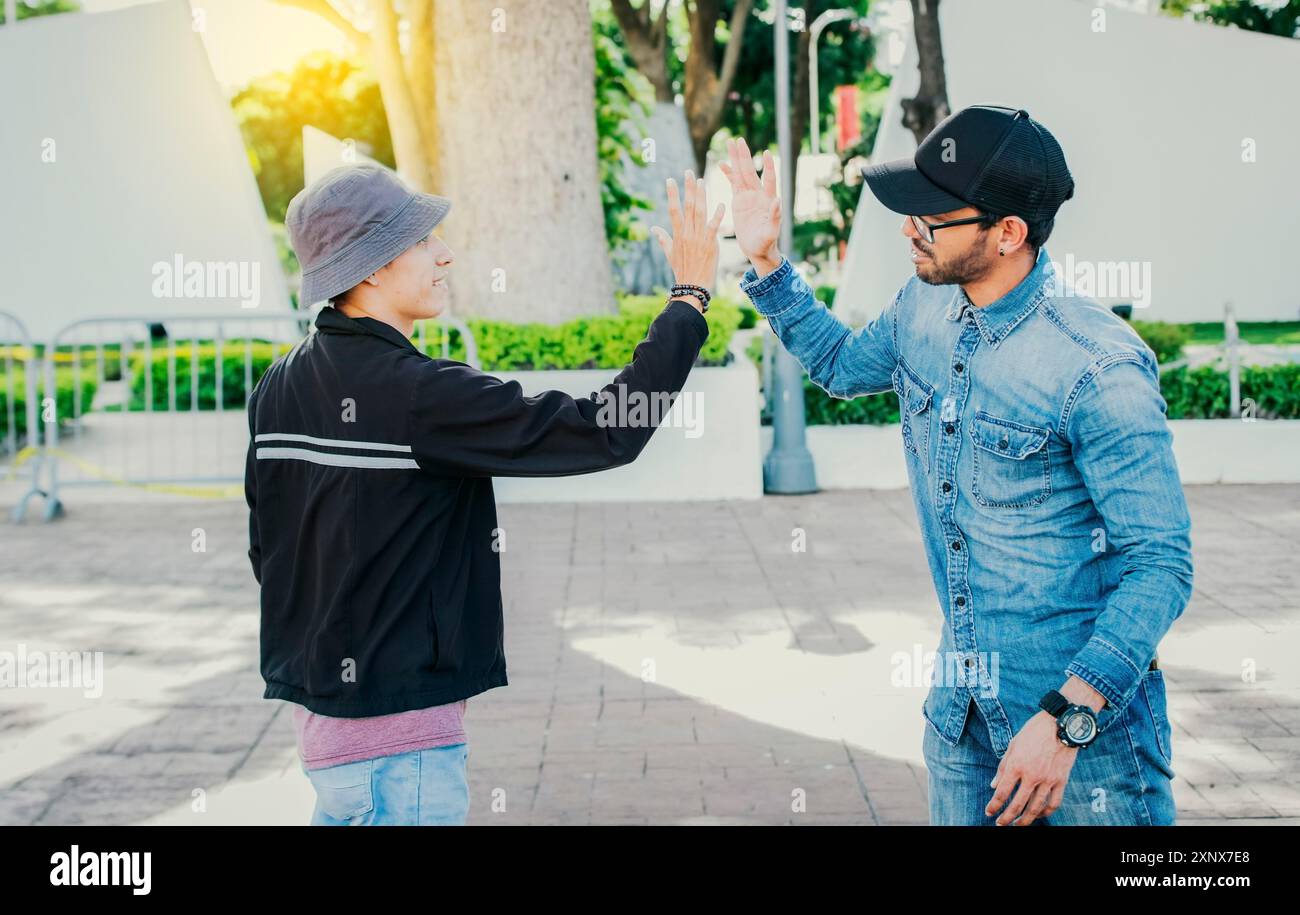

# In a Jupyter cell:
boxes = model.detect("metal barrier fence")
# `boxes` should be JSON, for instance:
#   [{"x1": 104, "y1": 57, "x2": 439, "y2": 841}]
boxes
[
  {"x1": 6, "y1": 299, "x2": 1292, "y2": 520},
  {"x1": 1155, "y1": 303, "x2": 1276, "y2": 419},
  {"x1": 0, "y1": 312, "x2": 45, "y2": 521},
  {"x1": 5, "y1": 310, "x2": 477, "y2": 522}
]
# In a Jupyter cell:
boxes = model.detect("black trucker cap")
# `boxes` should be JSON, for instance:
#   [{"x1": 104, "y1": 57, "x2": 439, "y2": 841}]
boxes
[{"x1": 860, "y1": 105, "x2": 1074, "y2": 222}]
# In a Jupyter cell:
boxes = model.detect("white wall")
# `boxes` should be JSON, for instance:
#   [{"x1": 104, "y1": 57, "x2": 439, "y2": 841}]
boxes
[
  {"x1": 493, "y1": 363, "x2": 764, "y2": 503},
  {"x1": 0, "y1": 1, "x2": 291, "y2": 343},
  {"x1": 302, "y1": 125, "x2": 390, "y2": 185},
  {"x1": 838, "y1": 0, "x2": 1300, "y2": 325}
]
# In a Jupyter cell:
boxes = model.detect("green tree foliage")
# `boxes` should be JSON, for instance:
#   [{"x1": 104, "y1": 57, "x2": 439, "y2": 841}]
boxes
[
  {"x1": 792, "y1": 69, "x2": 890, "y2": 264},
  {"x1": 234, "y1": 30, "x2": 653, "y2": 255},
  {"x1": 1161, "y1": 0, "x2": 1300, "y2": 38},
  {"x1": 708, "y1": 1, "x2": 885, "y2": 268},
  {"x1": 0, "y1": 0, "x2": 78, "y2": 23},
  {"x1": 231, "y1": 53, "x2": 395, "y2": 223},
  {"x1": 1128, "y1": 320, "x2": 1192, "y2": 364},
  {"x1": 593, "y1": 6, "x2": 656, "y2": 252},
  {"x1": 720, "y1": 0, "x2": 876, "y2": 154}
]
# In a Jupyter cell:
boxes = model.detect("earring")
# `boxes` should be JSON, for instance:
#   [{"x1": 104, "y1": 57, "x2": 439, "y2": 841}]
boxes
[{"x1": 998, "y1": 248, "x2": 1004, "y2": 256}]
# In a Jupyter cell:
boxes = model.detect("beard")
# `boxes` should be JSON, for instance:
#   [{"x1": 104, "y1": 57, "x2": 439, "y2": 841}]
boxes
[{"x1": 913, "y1": 233, "x2": 995, "y2": 287}]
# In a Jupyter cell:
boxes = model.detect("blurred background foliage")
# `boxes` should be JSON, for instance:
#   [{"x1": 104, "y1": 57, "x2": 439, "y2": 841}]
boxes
[
  {"x1": 231, "y1": 52, "x2": 395, "y2": 224},
  {"x1": 0, "y1": 0, "x2": 79, "y2": 24}
]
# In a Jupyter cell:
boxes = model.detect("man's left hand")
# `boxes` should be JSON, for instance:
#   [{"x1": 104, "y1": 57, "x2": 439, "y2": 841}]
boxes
[{"x1": 986, "y1": 676, "x2": 1104, "y2": 826}]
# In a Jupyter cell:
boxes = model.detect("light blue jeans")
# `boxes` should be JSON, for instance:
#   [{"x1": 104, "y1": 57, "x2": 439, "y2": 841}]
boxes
[
  {"x1": 304, "y1": 743, "x2": 470, "y2": 826},
  {"x1": 923, "y1": 692, "x2": 1176, "y2": 825}
]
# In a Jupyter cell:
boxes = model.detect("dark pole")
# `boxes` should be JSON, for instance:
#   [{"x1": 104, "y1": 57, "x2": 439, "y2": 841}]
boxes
[{"x1": 764, "y1": 0, "x2": 817, "y2": 495}]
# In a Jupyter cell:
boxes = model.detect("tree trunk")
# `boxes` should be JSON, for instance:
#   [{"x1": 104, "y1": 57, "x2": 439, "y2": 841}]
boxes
[
  {"x1": 272, "y1": 0, "x2": 439, "y2": 191},
  {"x1": 683, "y1": 0, "x2": 753, "y2": 174},
  {"x1": 609, "y1": 0, "x2": 673, "y2": 102},
  {"x1": 371, "y1": 0, "x2": 436, "y2": 192},
  {"x1": 433, "y1": 0, "x2": 616, "y2": 321},
  {"x1": 404, "y1": 0, "x2": 440, "y2": 192},
  {"x1": 901, "y1": 0, "x2": 950, "y2": 144}
]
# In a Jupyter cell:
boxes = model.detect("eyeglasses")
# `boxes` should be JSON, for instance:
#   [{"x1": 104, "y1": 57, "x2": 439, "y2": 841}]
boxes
[{"x1": 909, "y1": 212, "x2": 998, "y2": 244}]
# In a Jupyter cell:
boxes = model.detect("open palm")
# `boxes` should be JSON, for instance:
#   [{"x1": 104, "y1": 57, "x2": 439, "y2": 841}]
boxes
[{"x1": 720, "y1": 137, "x2": 781, "y2": 264}]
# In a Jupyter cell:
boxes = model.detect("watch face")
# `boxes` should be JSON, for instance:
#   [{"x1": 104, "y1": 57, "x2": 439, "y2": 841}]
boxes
[{"x1": 1063, "y1": 710, "x2": 1097, "y2": 744}]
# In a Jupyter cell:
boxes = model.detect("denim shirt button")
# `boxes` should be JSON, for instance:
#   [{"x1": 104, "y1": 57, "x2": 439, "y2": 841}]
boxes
[
  {"x1": 998, "y1": 438, "x2": 1010, "y2": 450},
  {"x1": 945, "y1": 423, "x2": 955, "y2": 435},
  {"x1": 951, "y1": 541, "x2": 962, "y2": 551},
  {"x1": 942, "y1": 481, "x2": 952, "y2": 493},
  {"x1": 955, "y1": 596, "x2": 966, "y2": 606},
  {"x1": 954, "y1": 363, "x2": 964, "y2": 373}
]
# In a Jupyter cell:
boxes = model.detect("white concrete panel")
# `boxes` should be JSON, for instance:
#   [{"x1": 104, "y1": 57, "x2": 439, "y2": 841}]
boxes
[
  {"x1": 0, "y1": 1, "x2": 291, "y2": 343},
  {"x1": 301, "y1": 125, "x2": 389, "y2": 186},
  {"x1": 492, "y1": 363, "x2": 764, "y2": 503},
  {"x1": 838, "y1": 0, "x2": 1300, "y2": 325}
]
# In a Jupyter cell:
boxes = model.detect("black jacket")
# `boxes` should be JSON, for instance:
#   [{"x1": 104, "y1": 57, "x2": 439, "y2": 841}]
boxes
[{"x1": 246, "y1": 300, "x2": 708, "y2": 716}]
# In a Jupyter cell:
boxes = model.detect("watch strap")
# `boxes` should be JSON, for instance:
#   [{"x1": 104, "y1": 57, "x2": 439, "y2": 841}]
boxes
[{"x1": 1038, "y1": 689, "x2": 1070, "y2": 718}]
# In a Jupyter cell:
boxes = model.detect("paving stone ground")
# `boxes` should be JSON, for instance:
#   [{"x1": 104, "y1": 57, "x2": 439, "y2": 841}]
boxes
[{"x1": 0, "y1": 485, "x2": 1296, "y2": 825}]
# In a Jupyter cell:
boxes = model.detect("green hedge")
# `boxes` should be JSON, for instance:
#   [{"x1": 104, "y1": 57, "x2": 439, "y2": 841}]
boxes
[
  {"x1": 0, "y1": 345, "x2": 124, "y2": 382},
  {"x1": 0, "y1": 368, "x2": 99, "y2": 440},
  {"x1": 803, "y1": 380, "x2": 899, "y2": 425},
  {"x1": 128, "y1": 341, "x2": 294, "y2": 412},
  {"x1": 786, "y1": 364, "x2": 1300, "y2": 426},
  {"x1": 746, "y1": 334, "x2": 902, "y2": 425},
  {"x1": 1161, "y1": 364, "x2": 1300, "y2": 420},
  {"x1": 429, "y1": 295, "x2": 742, "y2": 370},
  {"x1": 748, "y1": 323, "x2": 1300, "y2": 425},
  {"x1": 125, "y1": 300, "x2": 743, "y2": 411},
  {"x1": 1129, "y1": 320, "x2": 1191, "y2": 365},
  {"x1": 788, "y1": 363, "x2": 1300, "y2": 426}
]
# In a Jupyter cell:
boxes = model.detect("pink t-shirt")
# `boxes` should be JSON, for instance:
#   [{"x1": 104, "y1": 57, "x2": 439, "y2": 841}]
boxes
[{"x1": 293, "y1": 701, "x2": 468, "y2": 771}]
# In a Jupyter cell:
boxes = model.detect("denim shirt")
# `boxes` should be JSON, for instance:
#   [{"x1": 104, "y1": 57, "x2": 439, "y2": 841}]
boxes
[{"x1": 740, "y1": 247, "x2": 1193, "y2": 754}]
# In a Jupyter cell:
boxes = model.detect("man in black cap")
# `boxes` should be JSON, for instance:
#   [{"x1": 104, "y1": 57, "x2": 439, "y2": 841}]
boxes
[
  {"x1": 725, "y1": 106, "x2": 1192, "y2": 826},
  {"x1": 247, "y1": 163, "x2": 724, "y2": 824}
]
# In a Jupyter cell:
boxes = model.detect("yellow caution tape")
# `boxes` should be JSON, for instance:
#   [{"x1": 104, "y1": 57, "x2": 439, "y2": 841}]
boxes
[
  {"x1": 0, "y1": 347, "x2": 93, "y2": 365},
  {"x1": 5, "y1": 445, "x2": 242, "y2": 499}
]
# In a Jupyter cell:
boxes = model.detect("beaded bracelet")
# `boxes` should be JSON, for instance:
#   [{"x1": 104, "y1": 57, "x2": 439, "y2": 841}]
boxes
[{"x1": 669, "y1": 283, "x2": 711, "y2": 313}]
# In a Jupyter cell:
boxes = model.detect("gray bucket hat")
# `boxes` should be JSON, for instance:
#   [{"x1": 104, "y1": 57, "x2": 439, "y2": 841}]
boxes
[{"x1": 286, "y1": 163, "x2": 451, "y2": 306}]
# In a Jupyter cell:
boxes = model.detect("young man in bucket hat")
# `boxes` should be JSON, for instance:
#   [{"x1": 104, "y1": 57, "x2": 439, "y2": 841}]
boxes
[
  {"x1": 725, "y1": 106, "x2": 1192, "y2": 825},
  {"x1": 246, "y1": 162, "x2": 724, "y2": 825}
]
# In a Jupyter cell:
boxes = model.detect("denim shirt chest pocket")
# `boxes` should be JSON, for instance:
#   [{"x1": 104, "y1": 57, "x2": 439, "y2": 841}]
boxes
[
  {"x1": 892, "y1": 360, "x2": 934, "y2": 474},
  {"x1": 968, "y1": 410, "x2": 1052, "y2": 508}
]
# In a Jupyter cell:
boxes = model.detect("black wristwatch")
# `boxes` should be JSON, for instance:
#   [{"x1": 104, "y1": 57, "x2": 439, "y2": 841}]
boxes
[{"x1": 1038, "y1": 689, "x2": 1099, "y2": 749}]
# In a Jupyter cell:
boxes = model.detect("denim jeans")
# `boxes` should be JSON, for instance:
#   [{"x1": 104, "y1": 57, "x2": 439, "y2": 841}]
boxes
[
  {"x1": 923, "y1": 672, "x2": 1176, "y2": 825},
  {"x1": 304, "y1": 743, "x2": 470, "y2": 826}
]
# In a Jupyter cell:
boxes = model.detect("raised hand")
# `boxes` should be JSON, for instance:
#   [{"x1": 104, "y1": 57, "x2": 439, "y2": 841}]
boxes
[
  {"x1": 719, "y1": 137, "x2": 782, "y2": 275},
  {"x1": 651, "y1": 169, "x2": 725, "y2": 312}
]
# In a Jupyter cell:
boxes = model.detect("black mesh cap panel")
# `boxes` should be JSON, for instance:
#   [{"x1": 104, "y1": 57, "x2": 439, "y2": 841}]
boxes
[{"x1": 967, "y1": 114, "x2": 1075, "y2": 223}]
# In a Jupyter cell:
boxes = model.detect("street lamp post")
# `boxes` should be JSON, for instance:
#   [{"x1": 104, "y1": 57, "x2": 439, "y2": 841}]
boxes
[
  {"x1": 763, "y1": 0, "x2": 817, "y2": 495},
  {"x1": 809, "y1": 9, "x2": 859, "y2": 155}
]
